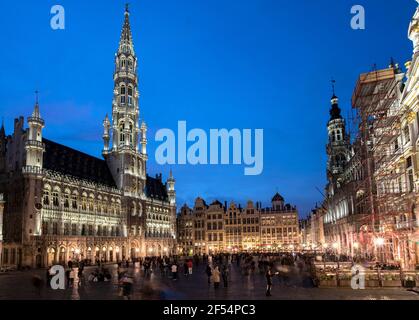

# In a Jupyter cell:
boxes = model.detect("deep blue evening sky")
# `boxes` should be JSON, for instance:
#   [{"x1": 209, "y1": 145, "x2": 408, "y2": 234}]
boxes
[{"x1": 0, "y1": 0, "x2": 416, "y2": 216}]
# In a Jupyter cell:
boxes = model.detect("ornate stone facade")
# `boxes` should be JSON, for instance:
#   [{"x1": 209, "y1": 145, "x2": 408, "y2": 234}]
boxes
[
  {"x1": 0, "y1": 6, "x2": 176, "y2": 268},
  {"x1": 177, "y1": 194, "x2": 299, "y2": 255}
]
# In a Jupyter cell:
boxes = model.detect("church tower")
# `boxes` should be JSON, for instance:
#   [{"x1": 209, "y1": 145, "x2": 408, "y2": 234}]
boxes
[
  {"x1": 167, "y1": 169, "x2": 176, "y2": 205},
  {"x1": 326, "y1": 82, "x2": 350, "y2": 194},
  {"x1": 23, "y1": 94, "x2": 45, "y2": 237},
  {"x1": 25, "y1": 94, "x2": 45, "y2": 171},
  {"x1": 104, "y1": 5, "x2": 147, "y2": 196}
]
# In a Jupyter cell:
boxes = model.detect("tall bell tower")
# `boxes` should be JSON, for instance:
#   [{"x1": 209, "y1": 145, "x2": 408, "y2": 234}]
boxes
[
  {"x1": 326, "y1": 82, "x2": 350, "y2": 195},
  {"x1": 104, "y1": 4, "x2": 147, "y2": 196}
]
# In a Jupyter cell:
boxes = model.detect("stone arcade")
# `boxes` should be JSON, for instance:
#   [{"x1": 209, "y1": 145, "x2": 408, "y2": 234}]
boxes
[{"x1": 0, "y1": 5, "x2": 177, "y2": 268}]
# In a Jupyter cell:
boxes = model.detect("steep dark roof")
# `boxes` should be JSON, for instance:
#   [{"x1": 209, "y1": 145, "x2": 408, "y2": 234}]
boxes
[
  {"x1": 272, "y1": 192, "x2": 284, "y2": 202},
  {"x1": 210, "y1": 200, "x2": 223, "y2": 207},
  {"x1": 145, "y1": 175, "x2": 168, "y2": 201},
  {"x1": 42, "y1": 138, "x2": 116, "y2": 187}
]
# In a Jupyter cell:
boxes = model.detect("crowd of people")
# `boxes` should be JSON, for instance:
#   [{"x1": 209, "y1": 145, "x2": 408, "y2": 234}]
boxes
[{"x1": 37, "y1": 251, "x2": 375, "y2": 298}]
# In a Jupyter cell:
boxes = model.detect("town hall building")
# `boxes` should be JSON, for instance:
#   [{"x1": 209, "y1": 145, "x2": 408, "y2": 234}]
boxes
[{"x1": 0, "y1": 6, "x2": 177, "y2": 268}]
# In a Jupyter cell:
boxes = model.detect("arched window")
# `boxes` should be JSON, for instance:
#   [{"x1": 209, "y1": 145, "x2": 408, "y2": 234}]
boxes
[
  {"x1": 119, "y1": 122, "x2": 125, "y2": 143},
  {"x1": 89, "y1": 194, "x2": 95, "y2": 211},
  {"x1": 120, "y1": 85, "x2": 126, "y2": 104},
  {"x1": 43, "y1": 185, "x2": 51, "y2": 206},
  {"x1": 52, "y1": 188, "x2": 60, "y2": 207},
  {"x1": 81, "y1": 192, "x2": 88, "y2": 211},
  {"x1": 71, "y1": 191, "x2": 78, "y2": 209},
  {"x1": 64, "y1": 189, "x2": 70, "y2": 208},
  {"x1": 120, "y1": 59, "x2": 126, "y2": 69},
  {"x1": 336, "y1": 129, "x2": 343, "y2": 141},
  {"x1": 129, "y1": 123, "x2": 133, "y2": 144},
  {"x1": 128, "y1": 87, "x2": 133, "y2": 105}
]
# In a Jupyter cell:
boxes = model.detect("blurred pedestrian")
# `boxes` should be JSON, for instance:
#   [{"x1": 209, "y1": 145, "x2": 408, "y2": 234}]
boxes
[
  {"x1": 171, "y1": 263, "x2": 178, "y2": 280},
  {"x1": 187, "y1": 259, "x2": 193, "y2": 275},
  {"x1": 205, "y1": 264, "x2": 212, "y2": 284},
  {"x1": 212, "y1": 266, "x2": 221, "y2": 289},
  {"x1": 222, "y1": 265, "x2": 229, "y2": 287},
  {"x1": 32, "y1": 275, "x2": 43, "y2": 297}
]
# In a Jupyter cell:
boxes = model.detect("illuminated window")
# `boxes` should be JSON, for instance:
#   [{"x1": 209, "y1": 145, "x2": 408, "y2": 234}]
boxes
[
  {"x1": 43, "y1": 190, "x2": 50, "y2": 206},
  {"x1": 52, "y1": 192, "x2": 59, "y2": 207},
  {"x1": 71, "y1": 194, "x2": 78, "y2": 209}
]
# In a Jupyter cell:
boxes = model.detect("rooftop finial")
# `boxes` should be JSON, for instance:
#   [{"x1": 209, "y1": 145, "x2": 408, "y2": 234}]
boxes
[
  {"x1": 331, "y1": 78, "x2": 336, "y2": 97},
  {"x1": 35, "y1": 90, "x2": 39, "y2": 105},
  {"x1": 125, "y1": 3, "x2": 129, "y2": 14}
]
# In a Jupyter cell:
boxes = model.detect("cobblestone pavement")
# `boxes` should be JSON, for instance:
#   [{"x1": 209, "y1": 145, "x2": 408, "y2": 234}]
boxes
[{"x1": 0, "y1": 263, "x2": 418, "y2": 300}]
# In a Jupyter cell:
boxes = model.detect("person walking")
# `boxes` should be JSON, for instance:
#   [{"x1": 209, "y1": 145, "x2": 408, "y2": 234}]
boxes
[
  {"x1": 46, "y1": 267, "x2": 51, "y2": 288},
  {"x1": 32, "y1": 275, "x2": 43, "y2": 297},
  {"x1": 121, "y1": 275, "x2": 133, "y2": 300},
  {"x1": 77, "y1": 266, "x2": 84, "y2": 286},
  {"x1": 212, "y1": 266, "x2": 221, "y2": 289},
  {"x1": 171, "y1": 263, "x2": 178, "y2": 281},
  {"x1": 187, "y1": 259, "x2": 193, "y2": 275},
  {"x1": 69, "y1": 268, "x2": 75, "y2": 288},
  {"x1": 222, "y1": 265, "x2": 229, "y2": 287},
  {"x1": 265, "y1": 266, "x2": 274, "y2": 296},
  {"x1": 183, "y1": 261, "x2": 188, "y2": 277},
  {"x1": 205, "y1": 264, "x2": 212, "y2": 284}
]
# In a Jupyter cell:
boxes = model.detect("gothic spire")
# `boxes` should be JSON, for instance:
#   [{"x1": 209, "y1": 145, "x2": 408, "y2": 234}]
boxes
[
  {"x1": 32, "y1": 90, "x2": 41, "y2": 118},
  {"x1": 118, "y1": 3, "x2": 134, "y2": 55}
]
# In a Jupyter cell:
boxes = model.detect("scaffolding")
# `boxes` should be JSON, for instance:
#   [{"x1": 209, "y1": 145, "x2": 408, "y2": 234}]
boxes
[{"x1": 350, "y1": 65, "x2": 416, "y2": 262}]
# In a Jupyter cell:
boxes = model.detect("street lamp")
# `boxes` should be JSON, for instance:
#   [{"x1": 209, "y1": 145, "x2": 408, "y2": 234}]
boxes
[{"x1": 374, "y1": 237, "x2": 385, "y2": 246}]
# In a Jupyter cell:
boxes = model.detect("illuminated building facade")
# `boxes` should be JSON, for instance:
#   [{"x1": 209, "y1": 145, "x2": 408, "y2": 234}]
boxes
[{"x1": 0, "y1": 6, "x2": 176, "y2": 268}]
